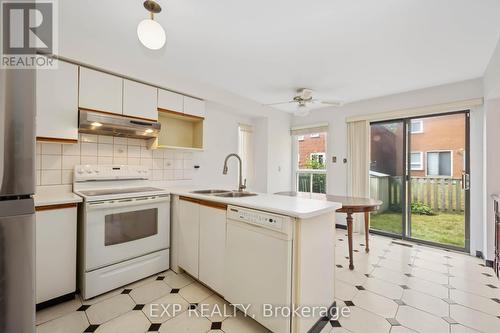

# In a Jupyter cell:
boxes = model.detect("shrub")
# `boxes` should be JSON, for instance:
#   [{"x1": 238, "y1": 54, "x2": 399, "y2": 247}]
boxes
[
  {"x1": 411, "y1": 201, "x2": 435, "y2": 215},
  {"x1": 388, "y1": 202, "x2": 435, "y2": 215}
]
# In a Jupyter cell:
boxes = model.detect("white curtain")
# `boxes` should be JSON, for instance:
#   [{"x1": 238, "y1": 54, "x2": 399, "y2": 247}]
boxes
[
  {"x1": 347, "y1": 120, "x2": 370, "y2": 233},
  {"x1": 238, "y1": 124, "x2": 254, "y2": 189}
]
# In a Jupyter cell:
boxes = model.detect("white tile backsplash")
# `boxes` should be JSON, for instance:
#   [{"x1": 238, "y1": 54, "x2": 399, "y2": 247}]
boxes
[
  {"x1": 80, "y1": 133, "x2": 98, "y2": 143},
  {"x1": 98, "y1": 135, "x2": 113, "y2": 144},
  {"x1": 41, "y1": 143, "x2": 61, "y2": 155},
  {"x1": 41, "y1": 170, "x2": 62, "y2": 185},
  {"x1": 62, "y1": 155, "x2": 80, "y2": 170},
  {"x1": 36, "y1": 134, "x2": 197, "y2": 186},
  {"x1": 81, "y1": 142, "x2": 98, "y2": 156},
  {"x1": 127, "y1": 146, "x2": 141, "y2": 158},
  {"x1": 97, "y1": 143, "x2": 113, "y2": 157},
  {"x1": 41, "y1": 155, "x2": 61, "y2": 170}
]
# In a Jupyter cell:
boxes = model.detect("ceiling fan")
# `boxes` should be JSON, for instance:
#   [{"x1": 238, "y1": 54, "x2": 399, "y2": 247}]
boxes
[{"x1": 266, "y1": 88, "x2": 343, "y2": 116}]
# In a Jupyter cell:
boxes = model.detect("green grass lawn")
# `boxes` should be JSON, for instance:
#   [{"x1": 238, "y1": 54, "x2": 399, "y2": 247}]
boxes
[{"x1": 370, "y1": 211, "x2": 465, "y2": 247}]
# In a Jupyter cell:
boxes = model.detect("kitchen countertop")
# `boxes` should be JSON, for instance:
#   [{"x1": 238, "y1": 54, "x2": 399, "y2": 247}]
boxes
[
  {"x1": 34, "y1": 185, "x2": 83, "y2": 207},
  {"x1": 166, "y1": 187, "x2": 342, "y2": 219}
]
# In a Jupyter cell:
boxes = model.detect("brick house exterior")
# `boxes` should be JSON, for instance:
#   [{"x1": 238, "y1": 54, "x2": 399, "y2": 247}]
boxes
[
  {"x1": 298, "y1": 133, "x2": 327, "y2": 169},
  {"x1": 409, "y1": 113, "x2": 465, "y2": 178},
  {"x1": 370, "y1": 113, "x2": 465, "y2": 179}
]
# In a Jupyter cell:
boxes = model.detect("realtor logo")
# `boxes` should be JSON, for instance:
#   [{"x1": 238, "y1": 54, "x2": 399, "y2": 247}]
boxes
[{"x1": 1, "y1": 0, "x2": 57, "y2": 68}]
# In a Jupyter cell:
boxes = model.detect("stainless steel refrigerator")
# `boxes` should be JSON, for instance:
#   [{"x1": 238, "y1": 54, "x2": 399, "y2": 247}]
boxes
[{"x1": 0, "y1": 68, "x2": 36, "y2": 332}]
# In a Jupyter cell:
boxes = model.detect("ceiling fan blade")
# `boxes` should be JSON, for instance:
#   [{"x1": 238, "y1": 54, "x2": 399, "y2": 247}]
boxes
[
  {"x1": 310, "y1": 99, "x2": 343, "y2": 107},
  {"x1": 264, "y1": 101, "x2": 295, "y2": 106},
  {"x1": 320, "y1": 100, "x2": 344, "y2": 106}
]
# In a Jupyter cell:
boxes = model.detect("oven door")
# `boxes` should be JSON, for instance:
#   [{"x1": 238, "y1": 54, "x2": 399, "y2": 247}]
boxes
[{"x1": 84, "y1": 195, "x2": 170, "y2": 271}]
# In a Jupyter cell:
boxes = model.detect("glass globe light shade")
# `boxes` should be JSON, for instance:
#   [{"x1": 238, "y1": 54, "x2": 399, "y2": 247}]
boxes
[{"x1": 137, "y1": 19, "x2": 166, "y2": 50}]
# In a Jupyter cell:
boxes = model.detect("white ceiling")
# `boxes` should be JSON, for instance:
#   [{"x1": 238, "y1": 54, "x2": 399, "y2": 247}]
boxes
[{"x1": 60, "y1": 0, "x2": 500, "y2": 112}]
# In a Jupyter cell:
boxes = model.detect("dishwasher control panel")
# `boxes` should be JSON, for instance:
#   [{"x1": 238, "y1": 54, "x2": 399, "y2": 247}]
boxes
[{"x1": 227, "y1": 205, "x2": 291, "y2": 232}]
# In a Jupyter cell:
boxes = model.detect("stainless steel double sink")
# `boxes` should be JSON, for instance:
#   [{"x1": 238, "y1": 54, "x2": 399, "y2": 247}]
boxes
[{"x1": 190, "y1": 189, "x2": 257, "y2": 198}]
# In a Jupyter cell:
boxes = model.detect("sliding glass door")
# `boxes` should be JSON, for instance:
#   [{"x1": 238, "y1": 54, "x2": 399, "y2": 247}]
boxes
[
  {"x1": 369, "y1": 112, "x2": 470, "y2": 251},
  {"x1": 369, "y1": 120, "x2": 405, "y2": 236}
]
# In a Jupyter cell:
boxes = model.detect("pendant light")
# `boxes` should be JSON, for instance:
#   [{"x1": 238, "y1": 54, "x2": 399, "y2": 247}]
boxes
[{"x1": 137, "y1": 0, "x2": 166, "y2": 50}]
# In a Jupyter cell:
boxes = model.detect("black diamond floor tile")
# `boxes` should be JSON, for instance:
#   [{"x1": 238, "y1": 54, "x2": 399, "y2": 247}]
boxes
[
  {"x1": 171, "y1": 288, "x2": 180, "y2": 294},
  {"x1": 121, "y1": 289, "x2": 132, "y2": 294},
  {"x1": 344, "y1": 301, "x2": 355, "y2": 306},
  {"x1": 336, "y1": 264, "x2": 343, "y2": 268},
  {"x1": 355, "y1": 285, "x2": 365, "y2": 290},
  {"x1": 148, "y1": 323, "x2": 162, "y2": 331},
  {"x1": 330, "y1": 320, "x2": 341, "y2": 327},
  {"x1": 189, "y1": 303, "x2": 198, "y2": 310},
  {"x1": 156, "y1": 276, "x2": 165, "y2": 281},
  {"x1": 400, "y1": 285, "x2": 410, "y2": 290},
  {"x1": 77, "y1": 305, "x2": 91, "y2": 311},
  {"x1": 211, "y1": 322, "x2": 223, "y2": 330},
  {"x1": 84, "y1": 325, "x2": 99, "y2": 332},
  {"x1": 486, "y1": 284, "x2": 498, "y2": 289},
  {"x1": 133, "y1": 304, "x2": 145, "y2": 310}
]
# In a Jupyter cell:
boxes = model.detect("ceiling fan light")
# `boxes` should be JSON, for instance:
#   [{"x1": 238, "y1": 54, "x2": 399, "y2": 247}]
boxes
[
  {"x1": 296, "y1": 105, "x2": 310, "y2": 117},
  {"x1": 137, "y1": 18, "x2": 166, "y2": 50}
]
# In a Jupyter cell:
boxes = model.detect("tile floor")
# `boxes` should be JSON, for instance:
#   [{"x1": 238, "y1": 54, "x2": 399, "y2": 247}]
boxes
[{"x1": 36, "y1": 230, "x2": 500, "y2": 333}]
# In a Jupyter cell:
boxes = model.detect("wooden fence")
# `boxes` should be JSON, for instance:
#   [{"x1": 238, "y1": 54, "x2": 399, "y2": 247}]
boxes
[{"x1": 385, "y1": 176, "x2": 464, "y2": 212}]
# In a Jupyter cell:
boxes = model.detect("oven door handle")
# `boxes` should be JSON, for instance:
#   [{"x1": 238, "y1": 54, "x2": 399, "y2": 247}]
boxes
[{"x1": 87, "y1": 195, "x2": 170, "y2": 210}]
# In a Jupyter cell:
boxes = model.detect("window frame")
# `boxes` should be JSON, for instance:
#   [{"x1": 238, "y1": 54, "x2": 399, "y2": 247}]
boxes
[
  {"x1": 410, "y1": 151, "x2": 424, "y2": 171},
  {"x1": 425, "y1": 150, "x2": 453, "y2": 178},
  {"x1": 292, "y1": 132, "x2": 327, "y2": 194},
  {"x1": 410, "y1": 119, "x2": 424, "y2": 134}
]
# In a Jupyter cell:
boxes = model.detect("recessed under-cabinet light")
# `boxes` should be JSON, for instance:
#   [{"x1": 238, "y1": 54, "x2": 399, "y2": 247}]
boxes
[{"x1": 91, "y1": 122, "x2": 103, "y2": 127}]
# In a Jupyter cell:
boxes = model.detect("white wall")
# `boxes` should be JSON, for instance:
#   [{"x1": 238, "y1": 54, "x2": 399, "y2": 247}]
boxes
[
  {"x1": 292, "y1": 79, "x2": 485, "y2": 256},
  {"x1": 190, "y1": 102, "x2": 255, "y2": 189},
  {"x1": 483, "y1": 37, "x2": 500, "y2": 260},
  {"x1": 484, "y1": 38, "x2": 500, "y2": 100},
  {"x1": 251, "y1": 113, "x2": 293, "y2": 193},
  {"x1": 266, "y1": 112, "x2": 293, "y2": 193}
]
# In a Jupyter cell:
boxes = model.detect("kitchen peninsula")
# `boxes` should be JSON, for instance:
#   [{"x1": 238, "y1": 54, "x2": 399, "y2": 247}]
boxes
[{"x1": 168, "y1": 188, "x2": 342, "y2": 333}]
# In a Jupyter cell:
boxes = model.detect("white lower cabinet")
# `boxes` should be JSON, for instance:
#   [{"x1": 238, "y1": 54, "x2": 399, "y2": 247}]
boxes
[
  {"x1": 177, "y1": 197, "x2": 226, "y2": 294},
  {"x1": 35, "y1": 205, "x2": 77, "y2": 304},
  {"x1": 199, "y1": 204, "x2": 226, "y2": 293},
  {"x1": 178, "y1": 198, "x2": 200, "y2": 278}
]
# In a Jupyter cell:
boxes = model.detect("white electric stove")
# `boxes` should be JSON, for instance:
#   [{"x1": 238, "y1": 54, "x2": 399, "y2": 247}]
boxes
[{"x1": 74, "y1": 165, "x2": 170, "y2": 299}]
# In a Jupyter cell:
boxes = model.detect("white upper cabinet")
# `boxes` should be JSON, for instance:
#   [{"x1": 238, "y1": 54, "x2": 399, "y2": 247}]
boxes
[
  {"x1": 123, "y1": 80, "x2": 158, "y2": 120},
  {"x1": 183, "y1": 96, "x2": 206, "y2": 118},
  {"x1": 79, "y1": 67, "x2": 123, "y2": 114},
  {"x1": 36, "y1": 59, "x2": 79, "y2": 141},
  {"x1": 158, "y1": 89, "x2": 183, "y2": 113}
]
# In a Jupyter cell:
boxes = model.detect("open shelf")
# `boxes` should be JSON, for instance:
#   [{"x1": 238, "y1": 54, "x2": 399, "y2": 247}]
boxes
[{"x1": 155, "y1": 109, "x2": 204, "y2": 150}]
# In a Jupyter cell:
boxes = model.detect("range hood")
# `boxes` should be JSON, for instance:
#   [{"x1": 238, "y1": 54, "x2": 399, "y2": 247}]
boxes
[{"x1": 79, "y1": 110, "x2": 161, "y2": 139}]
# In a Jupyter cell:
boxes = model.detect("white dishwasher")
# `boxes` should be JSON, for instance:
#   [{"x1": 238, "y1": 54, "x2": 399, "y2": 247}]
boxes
[{"x1": 225, "y1": 205, "x2": 293, "y2": 333}]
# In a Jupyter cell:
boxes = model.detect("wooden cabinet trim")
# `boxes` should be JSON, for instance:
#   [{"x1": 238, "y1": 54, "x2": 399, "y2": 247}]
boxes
[
  {"x1": 36, "y1": 137, "x2": 79, "y2": 144},
  {"x1": 79, "y1": 107, "x2": 157, "y2": 122},
  {"x1": 158, "y1": 108, "x2": 205, "y2": 121},
  {"x1": 36, "y1": 203, "x2": 78, "y2": 212},
  {"x1": 179, "y1": 196, "x2": 227, "y2": 210},
  {"x1": 179, "y1": 196, "x2": 200, "y2": 204}
]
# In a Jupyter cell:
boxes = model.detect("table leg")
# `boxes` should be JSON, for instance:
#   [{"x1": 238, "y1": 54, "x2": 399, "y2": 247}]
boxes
[
  {"x1": 364, "y1": 211, "x2": 370, "y2": 253},
  {"x1": 346, "y1": 212, "x2": 354, "y2": 270}
]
